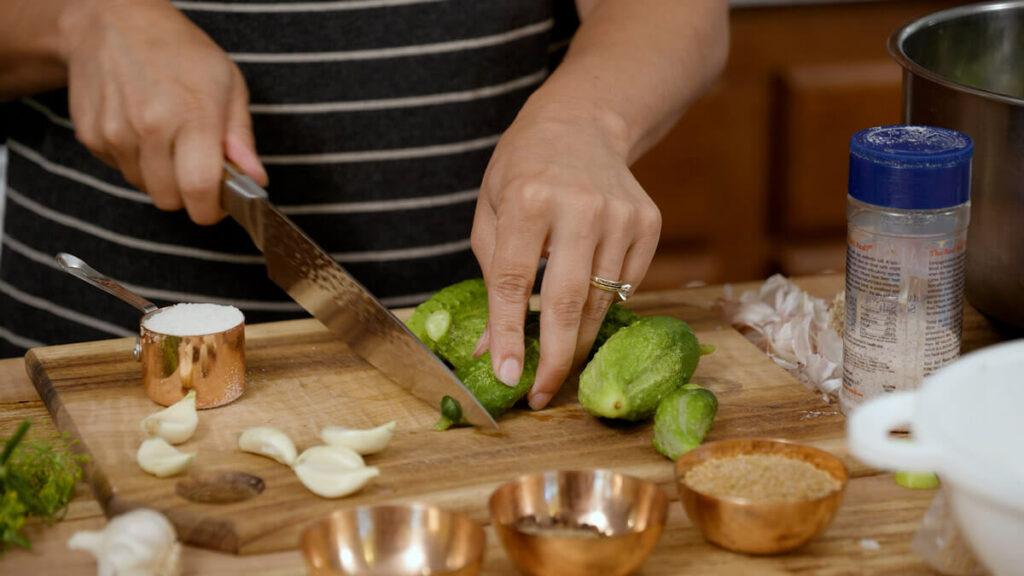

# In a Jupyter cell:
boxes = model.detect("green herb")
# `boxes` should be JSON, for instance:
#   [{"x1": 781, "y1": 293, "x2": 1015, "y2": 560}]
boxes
[
  {"x1": 0, "y1": 420, "x2": 88, "y2": 555},
  {"x1": 0, "y1": 491, "x2": 29, "y2": 552}
]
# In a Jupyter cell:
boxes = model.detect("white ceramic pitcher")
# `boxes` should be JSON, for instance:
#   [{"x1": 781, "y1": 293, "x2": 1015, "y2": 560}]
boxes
[{"x1": 847, "y1": 338, "x2": 1024, "y2": 576}]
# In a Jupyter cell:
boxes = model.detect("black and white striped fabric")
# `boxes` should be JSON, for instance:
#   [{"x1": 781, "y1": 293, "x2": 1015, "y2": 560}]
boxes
[{"x1": 0, "y1": 0, "x2": 578, "y2": 357}]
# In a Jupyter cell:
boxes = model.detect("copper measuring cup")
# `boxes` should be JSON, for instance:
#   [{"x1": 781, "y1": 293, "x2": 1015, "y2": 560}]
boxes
[{"x1": 56, "y1": 253, "x2": 245, "y2": 408}]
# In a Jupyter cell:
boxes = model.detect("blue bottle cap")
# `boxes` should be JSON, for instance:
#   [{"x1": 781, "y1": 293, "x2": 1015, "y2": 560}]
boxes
[{"x1": 849, "y1": 125, "x2": 973, "y2": 210}]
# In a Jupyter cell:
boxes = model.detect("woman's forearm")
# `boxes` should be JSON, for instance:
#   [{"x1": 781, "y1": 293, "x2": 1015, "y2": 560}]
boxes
[
  {"x1": 0, "y1": 0, "x2": 71, "y2": 100},
  {"x1": 525, "y1": 0, "x2": 729, "y2": 163}
]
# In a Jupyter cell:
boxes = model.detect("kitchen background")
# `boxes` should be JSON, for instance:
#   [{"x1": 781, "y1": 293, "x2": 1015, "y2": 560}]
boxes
[{"x1": 0, "y1": 0, "x2": 970, "y2": 282}]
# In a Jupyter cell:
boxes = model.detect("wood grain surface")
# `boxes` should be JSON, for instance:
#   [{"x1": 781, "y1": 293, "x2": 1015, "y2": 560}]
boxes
[
  {"x1": 2, "y1": 275, "x2": 1014, "y2": 574},
  {"x1": 25, "y1": 290, "x2": 857, "y2": 555}
]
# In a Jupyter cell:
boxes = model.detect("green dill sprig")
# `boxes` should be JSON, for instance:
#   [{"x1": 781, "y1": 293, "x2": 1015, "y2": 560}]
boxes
[{"x1": 0, "y1": 420, "x2": 87, "y2": 555}]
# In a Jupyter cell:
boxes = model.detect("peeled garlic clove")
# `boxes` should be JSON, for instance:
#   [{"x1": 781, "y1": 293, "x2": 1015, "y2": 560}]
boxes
[
  {"x1": 137, "y1": 437, "x2": 194, "y2": 478},
  {"x1": 295, "y1": 463, "x2": 379, "y2": 499},
  {"x1": 140, "y1": 390, "x2": 198, "y2": 445},
  {"x1": 294, "y1": 445, "x2": 364, "y2": 472},
  {"x1": 293, "y1": 445, "x2": 374, "y2": 498},
  {"x1": 238, "y1": 426, "x2": 297, "y2": 466},
  {"x1": 320, "y1": 421, "x2": 396, "y2": 455},
  {"x1": 69, "y1": 508, "x2": 181, "y2": 576}
]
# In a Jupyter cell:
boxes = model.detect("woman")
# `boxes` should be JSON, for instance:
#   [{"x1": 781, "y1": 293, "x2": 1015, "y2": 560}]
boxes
[{"x1": 0, "y1": 0, "x2": 728, "y2": 409}]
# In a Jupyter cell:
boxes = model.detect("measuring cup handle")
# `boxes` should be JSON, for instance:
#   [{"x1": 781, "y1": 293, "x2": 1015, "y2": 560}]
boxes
[{"x1": 846, "y1": 392, "x2": 942, "y2": 473}]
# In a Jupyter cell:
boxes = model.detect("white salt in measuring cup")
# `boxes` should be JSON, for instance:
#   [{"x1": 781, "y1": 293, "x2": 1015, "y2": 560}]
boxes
[
  {"x1": 846, "y1": 339, "x2": 1024, "y2": 576},
  {"x1": 56, "y1": 253, "x2": 245, "y2": 408}
]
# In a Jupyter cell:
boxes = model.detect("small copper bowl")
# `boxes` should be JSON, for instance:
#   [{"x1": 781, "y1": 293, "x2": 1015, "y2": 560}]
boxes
[
  {"x1": 139, "y1": 304, "x2": 245, "y2": 408},
  {"x1": 489, "y1": 469, "x2": 668, "y2": 576},
  {"x1": 674, "y1": 438, "x2": 848, "y2": 555},
  {"x1": 300, "y1": 504, "x2": 485, "y2": 576}
]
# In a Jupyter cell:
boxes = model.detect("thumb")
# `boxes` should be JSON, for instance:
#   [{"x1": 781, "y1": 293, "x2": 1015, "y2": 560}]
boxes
[{"x1": 223, "y1": 68, "x2": 267, "y2": 186}]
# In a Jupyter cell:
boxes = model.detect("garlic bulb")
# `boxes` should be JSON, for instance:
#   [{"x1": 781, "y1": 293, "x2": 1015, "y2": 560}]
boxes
[
  {"x1": 293, "y1": 445, "x2": 377, "y2": 499},
  {"x1": 137, "y1": 437, "x2": 194, "y2": 478},
  {"x1": 140, "y1": 390, "x2": 198, "y2": 445},
  {"x1": 320, "y1": 421, "x2": 396, "y2": 455},
  {"x1": 238, "y1": 426, "x2": 297, "y2": 466},
  {"x1": 68, "y1": 508, "x2": 182, "y2": 576}
]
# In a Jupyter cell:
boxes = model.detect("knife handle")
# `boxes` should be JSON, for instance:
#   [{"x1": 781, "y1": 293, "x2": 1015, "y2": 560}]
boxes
[
  {"x1": 222, "y1": 162, "x2": 269, "y2": 241},
  {"x1": 222, "y1": 163, "x2": 267, "y2": 201}
]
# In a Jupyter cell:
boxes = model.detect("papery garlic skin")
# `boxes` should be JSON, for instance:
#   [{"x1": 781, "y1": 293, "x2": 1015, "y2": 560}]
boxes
[
  {"x1": 137, "y1": 437, "x2": 194, "y2": 478},
  {"x1": 68, "y1": 508, "x2": 182, "y2": 576},
  {"x1": 717, "y1": 274, "x2": 843, "y2": 403},
  {"x1": 320, "y1": 421, "x2": 396, "y2": 455},
  {"x1": 238, "y1": 426, "x2": 297, "y2": 466},
  {"x1": 294, "y1": 463, "x2": 379, "y2": 499},
  {"x1": 140, "y1": 390, "x2": 198, "y2": 445}
]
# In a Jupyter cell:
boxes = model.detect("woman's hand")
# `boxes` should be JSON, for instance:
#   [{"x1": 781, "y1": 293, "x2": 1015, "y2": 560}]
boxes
[
  {"x1": 471, "y1": 101, "x2": 662, "y2": 410},
  {"x1": 58, "y1": 0, "x2": 266, "y2": 224}
]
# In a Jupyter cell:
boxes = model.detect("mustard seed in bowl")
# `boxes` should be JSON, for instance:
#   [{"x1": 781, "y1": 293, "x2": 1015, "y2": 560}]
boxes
[{"x1": 683, "y1": 454, "x2": 841, "y2": 502}]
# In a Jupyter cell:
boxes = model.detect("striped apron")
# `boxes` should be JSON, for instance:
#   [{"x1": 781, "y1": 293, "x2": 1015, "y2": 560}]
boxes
[{"x1": 0, "y1": 0, "x2": 577, "y2": 357}]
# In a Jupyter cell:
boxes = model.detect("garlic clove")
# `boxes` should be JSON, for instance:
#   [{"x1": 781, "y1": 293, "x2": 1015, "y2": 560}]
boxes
[
  {"x1": 137, "y1": 437, "x2": 194, "y2": 478},
  {"x1": 140, "y1": 390, "x2": 198, "y2": 445},
  {"x1": 320, "y1": 421, "x2": 396, "y2": 455},
  {"x1": 69, "y1": 508, "x2": 182, "y2": 576},
  {"x1": 238, "y1": 426, "x2": 297, "y2": 466},
  {"x1": 292, "y1": 445, "x2": 374, "y2": 498},
  {"x1": 295, "y1": 464, "x2": 379, "y2": 499},
  {"x1": 294, "y1": 445, "x2": 365, "y2": 472}
]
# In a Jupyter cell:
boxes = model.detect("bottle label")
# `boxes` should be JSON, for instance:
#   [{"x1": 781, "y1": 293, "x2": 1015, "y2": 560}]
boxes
[{"x1": 840, "y1": 230, "x2": 966, "y2": 413}]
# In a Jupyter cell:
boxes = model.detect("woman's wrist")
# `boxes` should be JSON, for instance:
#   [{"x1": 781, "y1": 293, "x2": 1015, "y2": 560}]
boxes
[
  {"x1": 55, "y1": 0, "x2": 106, "y2": 63},
  {"x1": 515, "y1": 88, "x2": 635, "y2": 163}
]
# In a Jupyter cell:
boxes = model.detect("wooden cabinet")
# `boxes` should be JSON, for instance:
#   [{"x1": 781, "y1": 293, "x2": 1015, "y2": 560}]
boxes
[{"x1": 633, "y1": 0, "x2": 968, "y2": 290}]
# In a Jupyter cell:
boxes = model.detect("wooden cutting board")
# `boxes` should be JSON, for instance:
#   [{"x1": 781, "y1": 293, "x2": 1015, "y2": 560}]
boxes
[{"x1": 26, "y1": 297, "x2": 847, "y2": 555}]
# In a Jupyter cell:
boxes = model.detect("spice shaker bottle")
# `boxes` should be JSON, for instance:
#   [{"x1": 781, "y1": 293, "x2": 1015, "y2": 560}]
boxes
[{"x1": 840, "y1": 125, "x2": 972, "y2": 416}]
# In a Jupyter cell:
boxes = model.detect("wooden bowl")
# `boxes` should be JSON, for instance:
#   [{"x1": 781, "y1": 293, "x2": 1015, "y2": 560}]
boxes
[
  {"x1": 488, "y1": 469, "x2": 668, "y2": 576},
  {"x1": 300, "y1": 504, "x2": 485, "y2": 576},
  {"x1": 674, "y1": 438, "x2": 848, "y2": 555}
]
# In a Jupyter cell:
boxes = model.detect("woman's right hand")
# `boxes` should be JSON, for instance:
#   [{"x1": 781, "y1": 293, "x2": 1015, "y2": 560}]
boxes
[{"x1": 58, "y1": 0, "x2": 267, "y2": 224}]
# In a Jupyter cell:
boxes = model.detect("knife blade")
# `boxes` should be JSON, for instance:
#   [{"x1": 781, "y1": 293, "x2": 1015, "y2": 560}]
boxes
[{"x1": 220, "y1": 164, "x2": 497, "y2": 429}]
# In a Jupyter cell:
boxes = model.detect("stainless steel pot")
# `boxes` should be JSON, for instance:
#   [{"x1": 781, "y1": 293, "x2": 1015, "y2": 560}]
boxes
[{"x1": 890, "y1": 2, "x2": 1024, "y2": 328}]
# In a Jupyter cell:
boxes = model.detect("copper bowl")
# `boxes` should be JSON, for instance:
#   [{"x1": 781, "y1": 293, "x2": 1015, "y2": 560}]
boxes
[
  {"x1": 488, "y1": 469, "x2": 668, "y2": 576},
  {"x1": 674, "y1": 438, "x2": 848, "y2": 555},
  {"x1": 300, "y1": 504, "x2": 485, "y2": 576}
]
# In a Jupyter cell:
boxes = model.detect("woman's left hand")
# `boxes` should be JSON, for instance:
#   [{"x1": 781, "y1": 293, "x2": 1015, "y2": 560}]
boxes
[{"x1": 471, "y1": 101, "x2": 662, "y2": 410}]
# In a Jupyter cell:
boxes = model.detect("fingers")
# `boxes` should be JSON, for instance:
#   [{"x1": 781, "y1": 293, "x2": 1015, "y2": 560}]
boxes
[
  {"x1": 526, "y1": 187, "x2": 661, "y2": 411},
  {"x1": 138, "y1": 131, "x2": 181, "y2": 211},
  {"x1": 173, "y1": 117, "x2": 226, "y2": 225},
  {"x1": 528, "y1": 217, "x2": 602, "y2": 410},
  {"x1": 99, "y1": 82, "x2": 144, "y2": 190},
  {"x1": 68, "y1": 61, "x2": 119, "y2": 170},
  {"x1": 224, "y1": 69, "x2": 267, "y2": 186},
  {"x1": 469, "y1": 194, "x2": 497, "y2": 275},
  {"x1": 617, "y1": 198, "x2": 662, "y2": 296},
  {"x1": 482, "y1": 194, "x2": 548, "y2": 389},
  {"x1": 572, "y1": 239, "x2": 630, "y2": 368},
  {"x1": 469, "y1": 202, "x2": 496, "y2": 360},
  {"x1": 63, "y1": 8, "x2": 258, "y2": 221}
]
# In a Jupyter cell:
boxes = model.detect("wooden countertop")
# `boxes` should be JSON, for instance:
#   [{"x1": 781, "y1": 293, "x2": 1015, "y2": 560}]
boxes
[{"x1": 0, "y1": 274, "x2": 1012, "y2": 574}]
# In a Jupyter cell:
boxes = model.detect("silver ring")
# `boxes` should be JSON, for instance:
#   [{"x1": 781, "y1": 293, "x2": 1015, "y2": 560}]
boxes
[{"x1": 590, "y1": 276, "x2": 633, "y2": 302}]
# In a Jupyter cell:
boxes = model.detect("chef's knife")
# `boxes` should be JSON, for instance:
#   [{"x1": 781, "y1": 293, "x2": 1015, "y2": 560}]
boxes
[{"x1": 220, "y1": 164, "x2": 497, "y2": 428}]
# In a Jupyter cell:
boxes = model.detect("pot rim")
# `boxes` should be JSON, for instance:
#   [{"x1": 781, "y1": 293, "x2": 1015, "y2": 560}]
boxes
[{"x1": 889, "y1": 0, "x2": 1024, "y2": 107}]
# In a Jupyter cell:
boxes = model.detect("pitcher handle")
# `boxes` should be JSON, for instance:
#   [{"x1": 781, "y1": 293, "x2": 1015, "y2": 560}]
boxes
[{"x1": 846, "y1": 392, "x2": 942, "y2": 473}]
